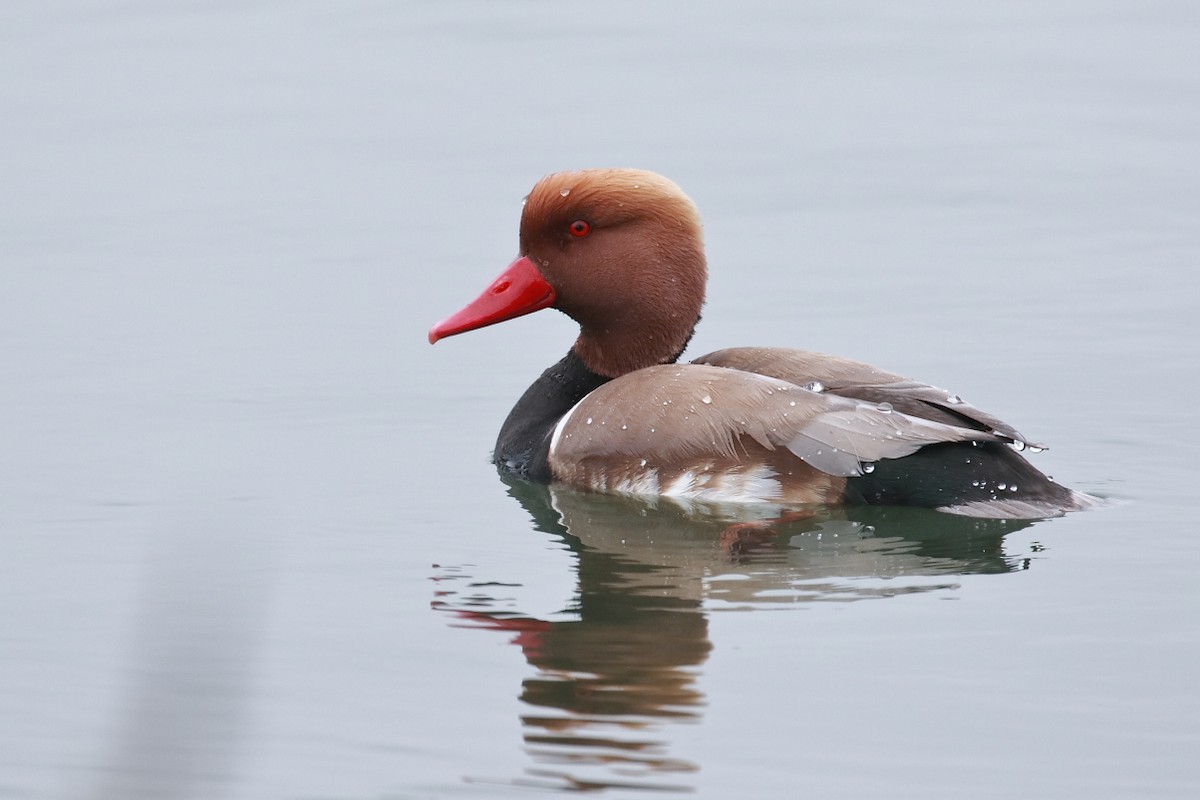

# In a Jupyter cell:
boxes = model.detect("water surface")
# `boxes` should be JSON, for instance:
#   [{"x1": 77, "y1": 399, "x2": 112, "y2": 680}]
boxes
[{"x1": 2, "y1": 2, "x2": 1198, "y2": 798}]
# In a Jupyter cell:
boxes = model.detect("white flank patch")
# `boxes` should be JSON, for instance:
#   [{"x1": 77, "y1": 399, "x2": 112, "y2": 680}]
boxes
[
  {"x1": 662, "y1": 469, "x2": 700, "y2": 497},
  {"x1": 548, "y1": 396, "x2": 586, "y2": 457},
  {"x1": 661, "y1": 464, "x2": 781, "y2": 503},
  {"x1": 608, "y1": 469, "x2": 661, "y2": 496}
]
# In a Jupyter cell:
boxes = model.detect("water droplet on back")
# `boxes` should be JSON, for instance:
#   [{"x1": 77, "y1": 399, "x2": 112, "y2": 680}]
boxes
[
  {"x1": 862, "y1": 463, "x2": 876, "y2": 473},
  {"x1": 877, "y1": 402, "x2": 893, "y2": 413},
  {"x1": 803, "y1": 381, "x2": 824, "y2": 393},
  {"x1": 701, "y1": 394, "x2": 712, "y2": 404},
  {"x1": 946, "y1": 394, "x2": 963, "y2": 404}
]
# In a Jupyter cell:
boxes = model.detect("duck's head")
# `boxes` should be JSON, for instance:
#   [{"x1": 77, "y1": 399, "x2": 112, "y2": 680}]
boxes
[{"x1": 429, "y1": 169, "x2": 707, "y2": 377}]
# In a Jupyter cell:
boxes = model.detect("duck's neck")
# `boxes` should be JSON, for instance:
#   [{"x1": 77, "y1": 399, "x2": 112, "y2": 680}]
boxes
[
  {"x1": 573, "y1": 314, "x2": 700, "y2": 378},
  {"x1": 493, "y1": 349, "x2": 610, "y2": 482}
]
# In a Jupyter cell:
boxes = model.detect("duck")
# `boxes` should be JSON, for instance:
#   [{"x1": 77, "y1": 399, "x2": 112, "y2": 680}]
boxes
[{"x1": 429, "y1": 168, "x2": 1092, "y2": 519}]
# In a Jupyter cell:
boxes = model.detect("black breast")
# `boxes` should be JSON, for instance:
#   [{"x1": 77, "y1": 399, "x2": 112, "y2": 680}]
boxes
[{"x1": 494, "y1": 349, "x2": 609, "y2": 482}]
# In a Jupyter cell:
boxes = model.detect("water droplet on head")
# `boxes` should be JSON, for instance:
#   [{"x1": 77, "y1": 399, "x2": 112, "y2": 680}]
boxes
[
  {"x1": 621, "y1": 424, "x2": 627, "y2": 430},
  {"x1": 1028, "y1": 445, "x2": 1044, "y2": 453},
  {"x1": 585, "y1": 417, "x2": 592, "y2": 425},
  {"x1": 803, "y1": 381, "x2": 825, "y2": 393},
  {"x1": 639, "y1": 458, "x2": 647, "y2": 467},
  {"x1": 1011, "y1": 440, "x2": 1027, "y2": 452},
  {"x1": 701, "y1": 394, "x2": 712, "y2": 404},
  {"x1": 789, "y1": 400, "x2": 796, "y2": 407},
  {"x1": 559, "y1": 187, "x2": 570, "y2": 197}
]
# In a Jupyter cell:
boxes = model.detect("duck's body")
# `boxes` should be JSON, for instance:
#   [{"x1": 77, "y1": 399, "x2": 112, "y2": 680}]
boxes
[{"x1": 430, "y1": 169, "x2": 1091, "y2": 519}]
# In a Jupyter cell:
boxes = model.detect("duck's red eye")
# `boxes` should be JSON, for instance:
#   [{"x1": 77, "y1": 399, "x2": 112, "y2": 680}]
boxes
[{"x1": 568, "y1": 220, "x2": 591, "y2": 238}]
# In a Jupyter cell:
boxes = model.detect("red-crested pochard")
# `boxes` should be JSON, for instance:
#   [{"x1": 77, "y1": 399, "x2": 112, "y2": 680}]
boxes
[{"x1": 429, "y1": 169, "x2": 1092, "y2": 519}]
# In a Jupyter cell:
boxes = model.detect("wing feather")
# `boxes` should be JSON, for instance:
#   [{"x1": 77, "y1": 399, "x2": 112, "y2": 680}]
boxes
[
  {"x1": 694, "y1": 347, "x2": 1045, "y2": 448},
  {"x1": 548, "y1": 363, "x2": 997, "y2": 478}
]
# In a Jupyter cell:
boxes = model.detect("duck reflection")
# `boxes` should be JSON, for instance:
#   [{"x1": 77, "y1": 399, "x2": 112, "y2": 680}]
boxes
[{"x1": 434, "y1": 477, "x2": 1043, "y2": 792}]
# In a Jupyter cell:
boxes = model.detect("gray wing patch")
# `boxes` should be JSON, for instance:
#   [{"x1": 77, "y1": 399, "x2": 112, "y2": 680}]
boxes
[
  {"x1": 786, "y1": 405, "x2": 1000, "y2": 477},
  {"x1": 834, "y1": 382, "x2": 1045, "y2": 449}
]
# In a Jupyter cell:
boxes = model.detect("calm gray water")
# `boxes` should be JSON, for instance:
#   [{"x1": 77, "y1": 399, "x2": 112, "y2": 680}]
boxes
[{"x1": 3, "y1": 2, "x2": 1198, "y2": 798}]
